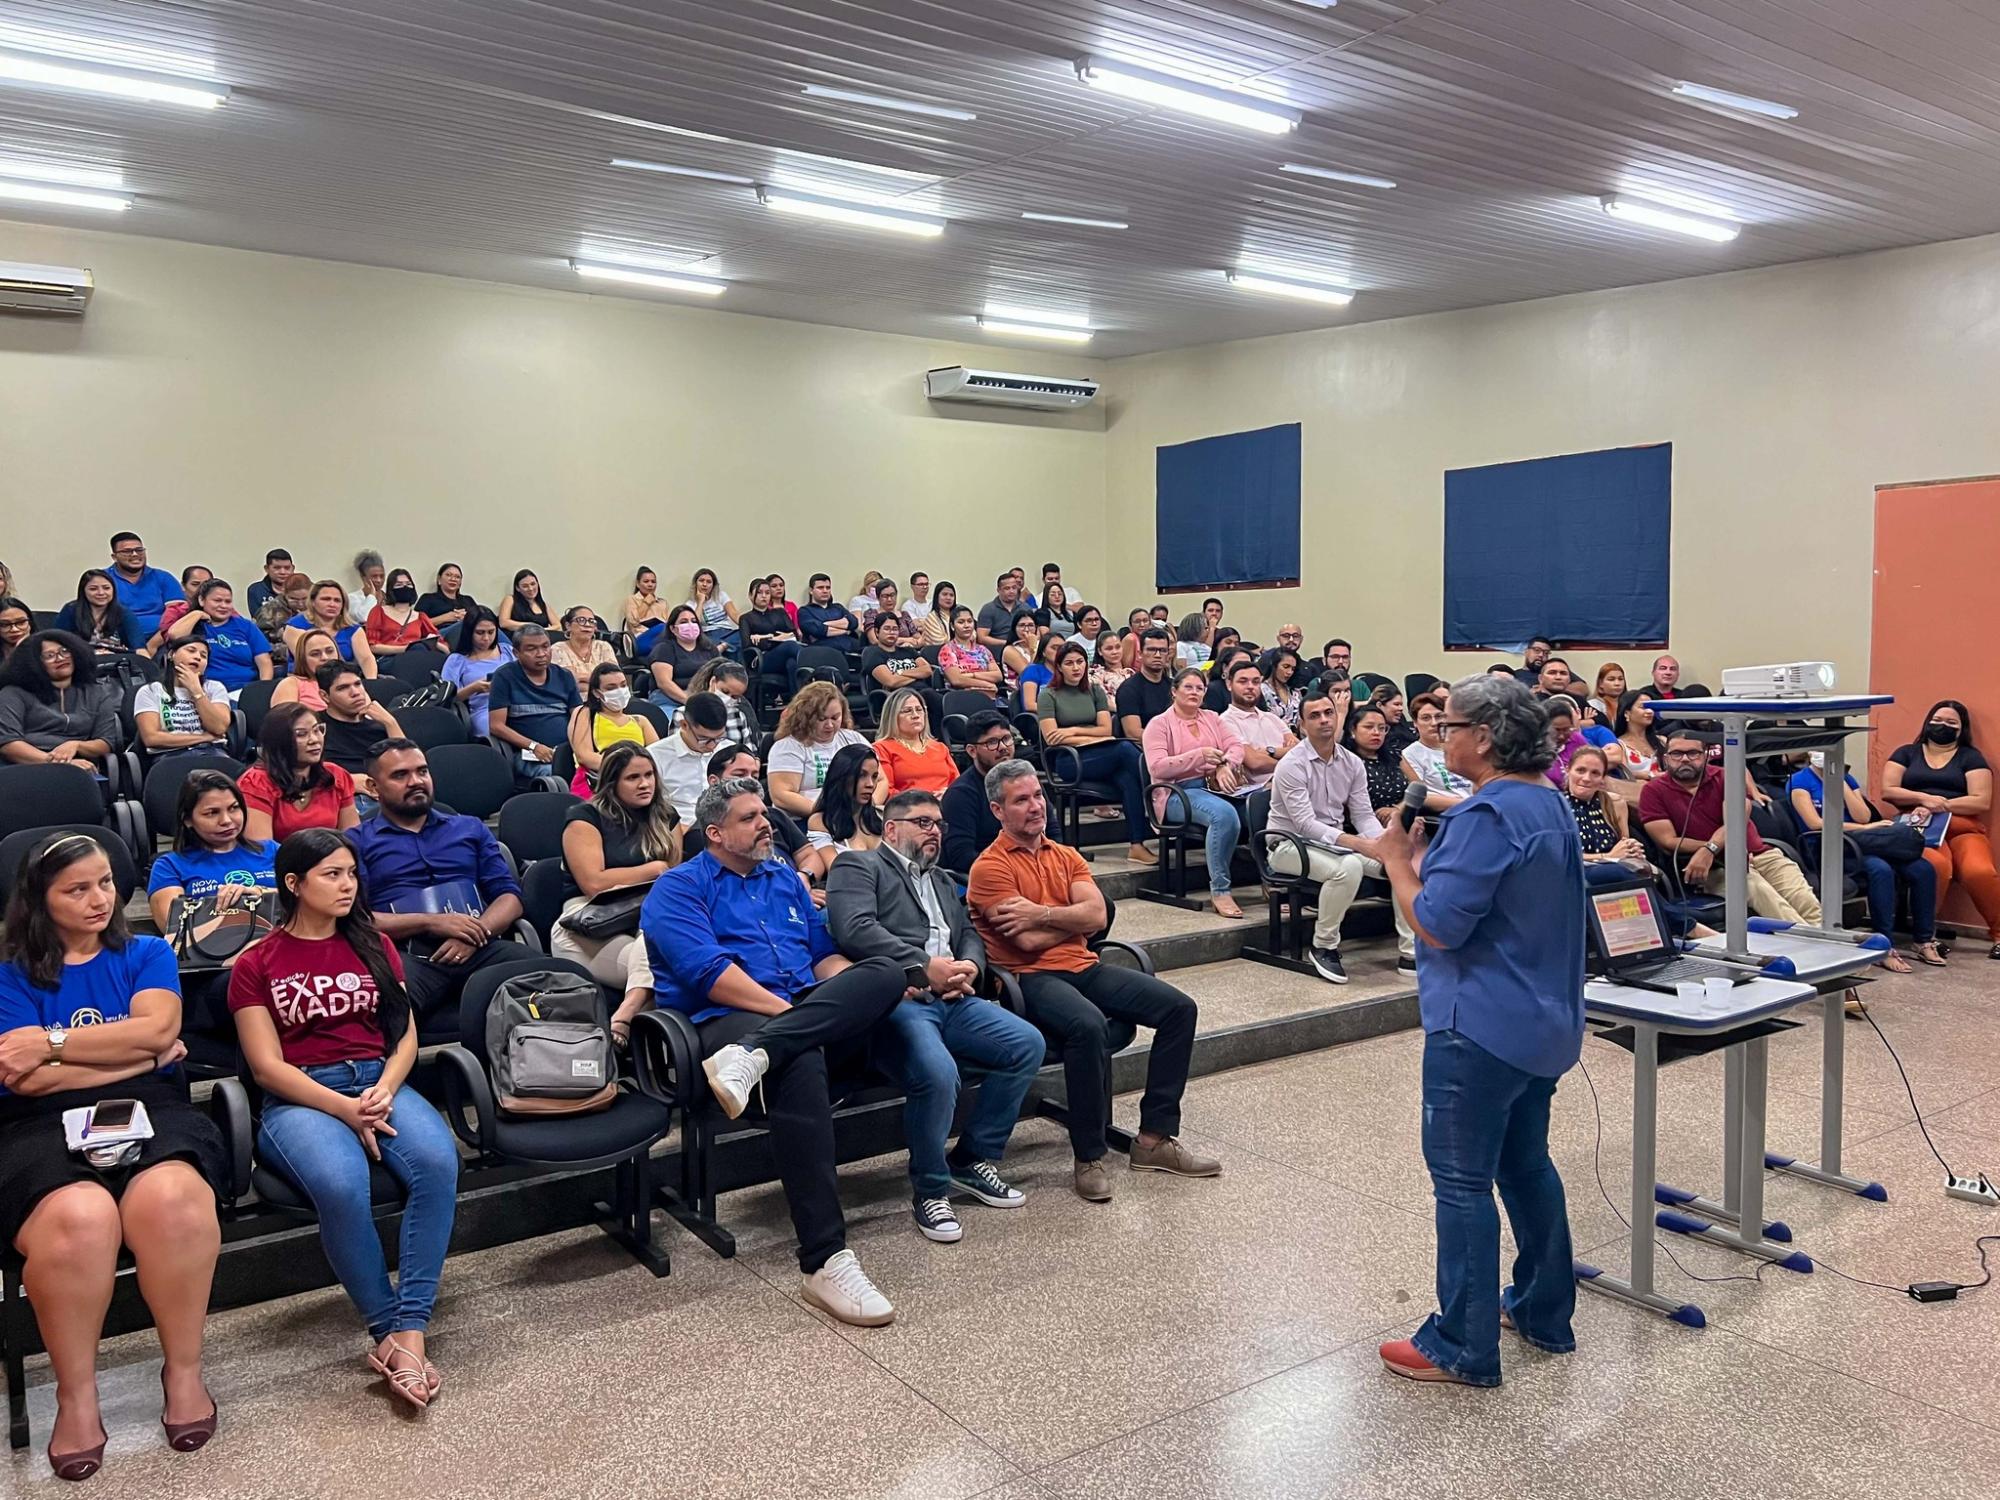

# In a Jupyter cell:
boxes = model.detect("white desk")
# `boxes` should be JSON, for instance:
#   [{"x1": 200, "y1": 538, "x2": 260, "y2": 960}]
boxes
[{"x1": 1577, "y1": 972, "x2": 1820, "y2": 1327}]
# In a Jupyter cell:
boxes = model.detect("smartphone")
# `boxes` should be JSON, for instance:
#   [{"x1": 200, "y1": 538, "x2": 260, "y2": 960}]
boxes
[
  {"x1": 86, "y1": 1099, "x2": 137, "y2": 1136},
  {"x1": 903, "y1": 963, "x2": 931, "y2": 992}
]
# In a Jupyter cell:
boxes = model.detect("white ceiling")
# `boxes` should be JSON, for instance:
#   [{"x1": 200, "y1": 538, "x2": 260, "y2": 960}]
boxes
[{"x1": 2, "y1": 0, "x2": 1998, "y2": 356}]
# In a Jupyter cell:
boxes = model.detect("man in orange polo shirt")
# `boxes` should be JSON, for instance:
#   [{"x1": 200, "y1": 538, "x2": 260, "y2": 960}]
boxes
[{"x1": 968, "y1": 758, "x2": 1220, "y2": 1202}]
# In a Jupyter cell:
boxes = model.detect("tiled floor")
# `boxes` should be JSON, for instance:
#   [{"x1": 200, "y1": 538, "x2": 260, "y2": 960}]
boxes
[{"x1": 11, "y1": 959, "x2": 1998, "y2": 1498}]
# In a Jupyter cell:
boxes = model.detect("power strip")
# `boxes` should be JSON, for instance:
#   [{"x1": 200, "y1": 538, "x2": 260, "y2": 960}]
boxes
[{"x1": 1946, "y1": 1172, "x2": 1999, "y2": 1207}]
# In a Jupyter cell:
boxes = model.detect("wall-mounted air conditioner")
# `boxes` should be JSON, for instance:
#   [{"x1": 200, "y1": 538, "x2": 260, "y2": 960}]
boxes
[
  {"x1": 924, "y1": 366, "x2": 1099, "y2": 410},
  {"x1": 0, "y1": 261, "x2": 92, "y2": 316}
]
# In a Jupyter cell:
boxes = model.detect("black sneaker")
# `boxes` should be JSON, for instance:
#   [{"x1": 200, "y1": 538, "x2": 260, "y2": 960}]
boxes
[
  {"x1": 914, "y1": 1197, "x2": 963, "y2": 1242},
  {"x1": 948, "y1": 1159, "x2": 1026, "y2": 1208},
  {"x1": 1309, "y1": 945, "x2": 1349, "y2": 985},
  {"x1": 1398, "y1": 956, "x2": 1418, "y2": 974}
]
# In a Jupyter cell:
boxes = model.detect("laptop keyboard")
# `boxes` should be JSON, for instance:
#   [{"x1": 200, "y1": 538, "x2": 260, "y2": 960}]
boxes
[{"x1": 1637, "y1": 955, "x2": 1751, "y2": 987}]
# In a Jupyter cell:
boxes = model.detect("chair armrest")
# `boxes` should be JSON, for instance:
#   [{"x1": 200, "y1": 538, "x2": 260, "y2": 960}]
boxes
[
  {"x1": 1254, "y1": 827, "x2": 1312, "y2": 886},
  {"x1": 209, "y1": 1077, "x2": 254, "y2": 1203},
  {"x1": 437, "y1": 1043, "x2": 496, "y2": 1151},
  {"x1": 510, "y1": 919, "x2": 543, "y2": 953},
  {"x1": 1094, "y1": 938, "x2": 1156, "y2": 976},
  {"x1": 1043, "y1": 743, "x2": 1083, "y2": 789},
  {"x1": 628, "y1": 1007, "x2": 700, "y2": 1106},
  {"x1": 992, "y1": 966, "x2": 1027, "y2": 1017},
  {"x1": 1154, "y1": 782, "x2": 1195, "y2": 838}
]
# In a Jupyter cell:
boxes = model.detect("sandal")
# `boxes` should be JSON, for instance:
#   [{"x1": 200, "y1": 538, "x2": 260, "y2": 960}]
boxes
[
  {"x1": 1880, "y1": 951, "x2": 1912, "y2": 974},
  {"x1": 1914, "y1": 942, "x2": 1947, "y2": 967},
  {"x1": 1212, "y1": 895, "x2": 1245, "y2": 920},
  {"x1": 368, "y1": 1336, "x2": 431, "y2": 1410}
]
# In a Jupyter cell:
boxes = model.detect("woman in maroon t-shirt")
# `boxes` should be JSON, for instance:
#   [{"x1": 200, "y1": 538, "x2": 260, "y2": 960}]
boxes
[{"x1": 228, "y1": 828, "x2": 458, "y2": 1409}]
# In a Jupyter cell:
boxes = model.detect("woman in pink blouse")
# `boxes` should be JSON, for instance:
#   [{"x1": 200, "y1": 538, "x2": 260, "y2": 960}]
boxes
[{"x1": 1142, "y1": 668, "x2": 1247, "y2": 918}]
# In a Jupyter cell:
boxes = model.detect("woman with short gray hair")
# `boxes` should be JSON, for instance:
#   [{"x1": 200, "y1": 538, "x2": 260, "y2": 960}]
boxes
[
  {"x1": 348, "y1": 549, "x2": 386, "y2": 624},
  {"x1": 1361, "y1": 672, "x2": 1584, "y2": 1388}
]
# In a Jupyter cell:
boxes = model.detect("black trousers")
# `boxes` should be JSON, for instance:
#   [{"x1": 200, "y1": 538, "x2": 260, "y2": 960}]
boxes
[
  {"x1": 1017, "y1": 963, "x2": 1198, "y2": 1162},
  {"x1": 696, "y1": 955, "x2": 905, "y2": 1273},
  {"x1": 400, "y1": 937, "x2": 534, "y2": 1037}
]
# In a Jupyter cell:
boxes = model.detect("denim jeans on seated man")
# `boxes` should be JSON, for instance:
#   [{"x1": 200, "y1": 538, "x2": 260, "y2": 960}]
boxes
[
  {"x1": 872, "y1": 994, "x2": 1044, "y2": 1203},
  {"x1": 257, "y1": 1057, "x2": 461, "y2": 1342}
]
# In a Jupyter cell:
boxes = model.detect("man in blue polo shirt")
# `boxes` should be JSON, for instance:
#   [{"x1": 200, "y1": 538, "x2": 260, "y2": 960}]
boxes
[
  {"x1": 487, "y1": 625, "x2": 579, "y2": 785},
  {"x1": 107, "y1": 531, "x2": 182, "y2": 643},
  {"x1": 642, "y1": 776, "x2": 906, "y2": 1327},
  {"x1": 350, "y1": 739, "x2": 528, "y2": 1031}
]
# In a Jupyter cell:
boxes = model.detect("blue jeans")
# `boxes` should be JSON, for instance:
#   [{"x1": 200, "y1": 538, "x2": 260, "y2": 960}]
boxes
[
  {"x1": 1162, "y1": 782, "x2": 1242, "y2": 895},
  {"x1": 1071, "y1": 740, "x2": 1149, "y2": 837},
  {"x1": 1411, "y1": 1029, "x2": 1575, "y2": 1386},
  {"x1": 872, "y1": 995, "x2": 1045, "y2": 1200},
  {"x1": 258, "y1": 1057, "x2": 461, "y2": 1341},
  {"x1": 1858, "y1": 851, "x2": 1937, "y2": 942}
]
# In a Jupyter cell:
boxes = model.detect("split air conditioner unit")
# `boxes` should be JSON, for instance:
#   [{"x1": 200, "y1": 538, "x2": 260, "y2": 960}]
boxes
[
  {"x1": 924, "y1": 365, "x2": 1099, "y2": 410},
  {"x1": 0, "y1": 261, "x2": 93, "y2": 316}
]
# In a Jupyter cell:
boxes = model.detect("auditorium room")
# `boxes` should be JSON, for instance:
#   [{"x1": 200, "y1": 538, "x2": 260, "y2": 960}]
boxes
[{"x1": 3, "y1": 2, "x2": 1999, "y2": 1496}]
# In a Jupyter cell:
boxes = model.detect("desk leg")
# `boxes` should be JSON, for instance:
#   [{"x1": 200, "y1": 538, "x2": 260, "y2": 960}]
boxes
[
  {"x1": 1761, "y1": 990, "x2": 1888, "y2": 1201},
  {"x1": 1575, "y1": 1023, "x2": 1705, "y2": 1327},
  {"x1": 1658, "y1": 1035, "x2": 1813, "y2": 1272},
  {"x1": 1655, "y1": 1044, "x2": 1792, "y2": 1242}
]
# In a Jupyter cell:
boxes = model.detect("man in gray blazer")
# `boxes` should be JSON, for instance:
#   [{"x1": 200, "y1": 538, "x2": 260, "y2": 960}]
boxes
[{"x1": 827, "y1": 788, "x2": 1047, "y2": 1244}]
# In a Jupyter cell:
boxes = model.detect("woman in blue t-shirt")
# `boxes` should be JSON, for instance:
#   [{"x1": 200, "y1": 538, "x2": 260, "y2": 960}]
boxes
[
  {"x1": 284, "y1": 579, "x2": 379, "y2": 680},
  {"x1": 163, "y1": 578, "x2": 273, "y2": 694},
  {"x1": 1786, "y1": 753, "x2": 1942, "y2": 972},
  {"x1": 0, "y1": 832, "x2": 226, "y2": 1479},
  {"x1": 147, "y1": 769, "x2": 279, "y2": 1044}
]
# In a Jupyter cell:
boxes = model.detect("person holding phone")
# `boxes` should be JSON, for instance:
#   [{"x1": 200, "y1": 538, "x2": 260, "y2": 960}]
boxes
[
  {"x1": 0, "y1": 832, "x2": 225, "y2": 1480},
  {"x1": 228, "y1": 828, "x2": 460, "y2": 1410}
]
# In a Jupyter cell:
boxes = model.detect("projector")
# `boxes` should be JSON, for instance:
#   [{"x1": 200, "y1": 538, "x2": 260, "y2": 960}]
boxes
[{"x1": 1721, "y1": 662, "x2": 1837, "y2": 698}]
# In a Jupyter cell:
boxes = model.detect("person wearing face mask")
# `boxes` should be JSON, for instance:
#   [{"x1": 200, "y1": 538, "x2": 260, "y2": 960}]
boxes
[
  {"x1": 567, "y1": 664, "x2": 657, "y2": 795},
  {"x1": 646, "y1": 605, "x2": 722, "y2": 715},
  {"x1": 1881, "y1": 699, "x2": 2000, "y2": 958},
  {"x1": 1639, "y1": 729, "x2": 1821, "y2": 924},
  {"x1": 363, "y1": 570, "x2": 443, "y2": 656}
]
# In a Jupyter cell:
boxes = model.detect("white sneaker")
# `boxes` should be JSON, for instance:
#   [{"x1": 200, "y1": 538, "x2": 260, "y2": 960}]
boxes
[
  {"x1": 802, "y1": 1249, "x2": 896, "y2": 1326},
  {"x1": 703, "y1": 1044, "x2": 770, "y2": 1120}
]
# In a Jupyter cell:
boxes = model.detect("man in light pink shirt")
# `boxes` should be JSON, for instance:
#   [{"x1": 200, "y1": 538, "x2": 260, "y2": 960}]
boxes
[{"x1": 1217, "y1": 656, "x2": 1297, "y2": 792}]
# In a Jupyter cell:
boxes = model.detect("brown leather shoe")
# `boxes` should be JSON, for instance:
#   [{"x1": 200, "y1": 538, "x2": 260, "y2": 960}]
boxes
[
  {"x1": 1129, "y1": 1136, "x2": 1221, "y2": 1177},
  {"x1": 1073, "y1": 1156, "x2": 1114, "y2": 1202}
]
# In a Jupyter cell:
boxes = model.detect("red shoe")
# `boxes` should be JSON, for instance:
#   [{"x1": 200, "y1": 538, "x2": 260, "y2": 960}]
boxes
[{"x1": 1378, "y1": 1338, "x2": 1478, "y2": 1385}]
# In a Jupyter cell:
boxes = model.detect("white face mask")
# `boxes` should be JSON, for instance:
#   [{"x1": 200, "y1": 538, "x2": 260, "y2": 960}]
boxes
[{"x1": 602, "y1": 687, "x2": 632, "y2": 711}]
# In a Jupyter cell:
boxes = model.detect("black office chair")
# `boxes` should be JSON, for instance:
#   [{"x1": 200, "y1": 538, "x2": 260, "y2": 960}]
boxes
[
  {"x1": 0, "y1": 764, "x2": 115, "y2": 848},
  {"x1": 630, "y1": 698, "x2": 674, "y2": 740},
  {"x1": 425, "y1": 743, "x2": 515, "y2": 821},
  {"x1": 498, "y1": 790, "x2": 581, "y2": 865},
  {"x1": 380, "y1": 650, "x2": 446, "y2": 689},
  {"x1": 237, "y1": 678, "x2": 280, "y2": 737},
  {"x1": 140, "y1": 754, "x2": 245, "y2": 849},
  {"x1": 519, "y1": 858, "x2": 569, "y2": 949},
  {"x1": 1404, "y1": 672, "x2": 1443, "y2": 702},
  {"x1": 941, "y1": 688, "x2": 998, "y2": 723},
  {"x1": 395, "y1": 704, "x2": 470, "y2": 751},
  {"x1": 0, "y1": 825, "x2": 140, "y2": 909}
]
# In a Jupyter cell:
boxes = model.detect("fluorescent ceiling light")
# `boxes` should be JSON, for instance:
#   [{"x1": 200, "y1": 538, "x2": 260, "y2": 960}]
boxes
[
  {"x1": 771, "y1": 146, "x2": 939, "y2": 182},
  {"x1": 983, "y1": 302, "x2": 1091, "y2": 330},
  {"x1": 1599, "y1": 194, "x2": 1739, "y2": 242},
  {"x1": 1021, "y1": 210, "x2": 1129, "y2": 230},
  {"x1": 1074, "y1": 56, "x2": 1299, "y2": 134},
  {"x1": 757, "y1": 184, "x2": 944, "y2": 237},
  {"x1": 0, "y1": 50, "x2": 227, "y2": 108},
  {"x1": 586, "y1": 109, "x2": 729, "y2": 142},
  {"x1": 0, "y1": 156, "x2": 124, "y2": 189},
  {"x1": 979, "y1": 318, "x2": 1092, "y2": 344},
  {"x1": 611, "y1": 156, "x2": 754, "y2": 185},
  {"x1": 1671, "y1": 81, "x2": 1798, "y2": 120},
  {"x1": 1289, "y1": 1, "x2": 1340, "y2": 8},
  {"x1": 0, "y1": 179, "x2": 129, "y2": 211},
  {"x1": 801, "y1": 84, "x2": 975, "y2": 121},
  {"x1": 0, "y1": 22, "x2": 214, "y2": 77},
  {"x1": 1280, "y1": 162, "x2": 1396, "y2": 189},
  {"x1": 1226, "y1": 268, "x2": 1354, "y2": 306},
  {"x1": 572, "y1": 259, "x2": 726, "y2": 296}
]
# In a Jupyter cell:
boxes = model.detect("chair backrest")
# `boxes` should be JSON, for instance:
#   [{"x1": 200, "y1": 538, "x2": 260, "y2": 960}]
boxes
[
  {"x1": 141, "y1": 754, "x2": 245, "y2": 848},
  {"x1": 1353, "y1": 671, "x2": 1395, "y2": 698},
  {"x1": 238, "y1": 678, "x2": 280, "y2": 736},
  {"x1": 382, "y1": 650, "x2": 445, "y2": 688},
  {"x1": 0, "y1": 764, "x2": 109, "y2": 843},
  {"x1": 1404, "y1": 672, "x2": 1443, "y2": 702},
  {"x1": 456, "y1": 952, "x2": 601, "y2": 1073},
  {"x1": 1241, "y1": 787, "x2": 1275, "y2": 876},
  {"x1": 425, "y1": 743, "x2": 515, "y2": 821},
  {"x1": 941, "y1": 688, "x2": 995, "y2": 724},
  {"x1": 0, "y1": 824, "x2": 139, "y2": 908},
  {"x1": 629, "y1": 698, "x2": 673, "y2": 739},
  {"x1": 395, "y1": 704, "x2": 470, "y2": 751},
  {"x1": 498, "y1": 790, "x2": 581, "y2": 865},
  {"x1": 519, "y1": 857, "x2": 569, "y2": 948}
]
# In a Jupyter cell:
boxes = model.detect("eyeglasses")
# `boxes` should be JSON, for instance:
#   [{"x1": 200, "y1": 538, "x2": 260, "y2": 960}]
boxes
[
  {"x1": 1663, "y1": 748, "x2": 1706, "y2": 761},
  {"x1": 889, "y1": 815, "x2": 944, "y2": 831},
  {"x1": 974, "y1": 736, "x2": 1014, "y2": 752},
  {"x1": 41, "y1": 646, "x2": 73, "y2": 661},
  {"x1": 1437, "y1": 720, "x2": 1476, "y2": 737},
  {"x1": 113, "y1": 545, "x2": 145, "y2": 556}
]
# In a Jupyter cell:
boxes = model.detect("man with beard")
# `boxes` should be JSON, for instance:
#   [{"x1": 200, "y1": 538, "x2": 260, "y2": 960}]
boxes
[
  {"x1": 827, "y1": 789, "x2": 1045, "y2": 1244},
  {"x1": 1640, "y1": 728, "x2": 1821, "y2": 922}
]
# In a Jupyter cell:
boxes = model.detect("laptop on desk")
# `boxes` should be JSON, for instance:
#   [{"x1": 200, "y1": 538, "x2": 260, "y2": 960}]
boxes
[{"x1": 1585, "y1": 878, "x2": 1756, "y2": 994}]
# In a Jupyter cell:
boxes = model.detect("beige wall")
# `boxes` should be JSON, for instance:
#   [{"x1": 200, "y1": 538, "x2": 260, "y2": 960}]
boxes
[
  {"x1": 1102, "y1": 232, "x2": 2000, "y2": 694},
  {"x1": 0, "y1": 220, "x2": 1106, "y2": 621}
]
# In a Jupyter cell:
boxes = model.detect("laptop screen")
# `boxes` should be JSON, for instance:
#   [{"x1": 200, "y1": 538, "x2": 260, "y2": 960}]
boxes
[{"x1": 1587, "y1": 884, "x2": 1669, "y2": 966}]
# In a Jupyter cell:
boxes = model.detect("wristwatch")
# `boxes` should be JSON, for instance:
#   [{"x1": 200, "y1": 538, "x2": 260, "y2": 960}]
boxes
[
  {"x1": 45, "y1": 1024, "x2": 67, "y2": 1064},
  {"x1": 1704, "y1": 841, "x2": 1721, "y2": 856}
]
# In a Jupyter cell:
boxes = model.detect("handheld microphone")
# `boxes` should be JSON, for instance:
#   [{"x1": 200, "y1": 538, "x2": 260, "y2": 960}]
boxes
[{"x1": 1399, "y1": 780, "x2": 1429, "y2": 831}]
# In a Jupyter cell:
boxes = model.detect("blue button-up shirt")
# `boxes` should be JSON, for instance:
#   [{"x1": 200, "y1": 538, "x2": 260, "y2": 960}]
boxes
[
  {"x1": 797, "y1": 601, "x2": 859, "y2": 644},
  {"x1": 1414, "y1": 777, "x2": 1585, "y2": 1078},
  {"x1": 643, "y1": 851, "x2": 837, "y2": 1022},
  {"x1": 111, "y1": 565, "x2": 183, "y2": 642},
  {"x1": 348, "y1": 808, "x2": 521, "y2": 912}
]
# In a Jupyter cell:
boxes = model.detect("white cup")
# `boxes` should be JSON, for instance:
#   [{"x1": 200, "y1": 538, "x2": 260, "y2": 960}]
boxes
[
  {"x1": 1676, "y1": 981, "x2": 1706, "y2": 1005},
  {"x1": 1704, "y1": 977, "x2": 1734, "y2": 1004}
]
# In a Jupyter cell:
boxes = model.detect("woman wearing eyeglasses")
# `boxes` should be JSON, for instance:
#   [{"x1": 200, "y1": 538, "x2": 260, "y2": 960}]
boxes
[{"x1": 0, "y1": 630, "x2": 122, "y2": 774}]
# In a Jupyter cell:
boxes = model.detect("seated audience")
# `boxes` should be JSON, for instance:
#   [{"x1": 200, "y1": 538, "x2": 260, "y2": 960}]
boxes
[
  {"x1": 1037, "y1": 642, "x2": 1154, "y2": 862},
  {"x1": 498, "y1": 569, "x2": 552, "y2": 636},
  {"x1": 272, "y1": 629, "x2": 340, "y2": 712},
  {"x1": 1589, "y1": 663, "x2": 1628, "y2": 722},
  {"x1": 259, "y1": 576, "x2": 314, "y2": 656},
  {"x1": 546, "y1": 606, "x2": 610, "y2": 680},
  {"x1": 1512, "y1": 635, "x2": 1554, "y2": 688},
  {"x1": 0, "y1": 831, "x2": 226, "y2": 1480},
  {"x1": 1649, "y1": 654, "x2": 1685, "y2": 699},
  {"x1": 826, "y1": 791, "x2": 1045, "y2": 1242},
  {"x1": 1530, "y1": 657, "x2": 1571, "y2": 700},
  {"x1": 1260, "y1": 646, "x2": 1305, "y2": 729},
  {"x1": 241, "y1": 703, "x2": 359, "y2": 843},
  {"x1": 1116, "y1": 608, "x2": 1152, "y2": 673},
  {"x1": 415, "y1": 564, "x2": 475, "y2": 635},
  {"x1": 1205, "y1": 626, "x2": 1243, "y2": 674},
  {"x1": 942, "y1": 713, "x2": 1019, "y2": 873},
  {"x1": 1150, "y1": 604, "x2": 1172, "y2": 626},
  {"x1": 349, "y1": 739, "x2": 528, "y2": 1026},
  {"x1": 56, "y1": 570, "x2": 146, "y2": 660},
  {"x1": 1344, "y1": 703, "x2": 1411, "y2": 828},
  {"x1": 1541, "y1": 696, "x2": 1591, "y2": 787},
  {"x1": 0, "y1": 596, "x2": 31, "y2": 669},
  {"x1": 285, "y1": 580, "x2": 378, "y2": 679},
  {"x1": 1640, "y1": 729, "x2": 1822, "y2": 923},
  {"x1": 861, "y1": 611, "x2": 935, "y2": 696},
  {"x1": 1400, "y1": 691, "x2": 1471, "y2": 812},
  {"x1": 1142, "y1": 668, "x2": 1248, "y2": 919},
  {"x1": 625, "y1": 566, "x2": 675, "y2": 655},
  {"x1": 686, "y1": 567, "x2": 740, "y2": 651},
  {"x1": 1310, "y1": 637, "x2": 1354, "y2": 687},
  {"x1": 568, "y1": 663, "x2": 655, "y2": 794},
  {"x1": 900, "y1": 572, "x2": 936, "y2": 637},
  {"x1": 767, "y1": 680, "x2": 870, "y2": 818},
  {"x1": 1014, "y1": 629, "x2": 1065, "y2": 714},
  {"x1": 1788, "y1": 752, "x2": 1941, "y2": 971},
  {"x1": 739, "y1": 576, "x2": 801, "y2": 685},
  {"x1": 939, "y1": 607, "x2": 1004, "y2": 700},
  {"x1": 874, "y1": 686, "x2": 957, "y2": 798},
  {"x1": 1564, "y1": 746, "x2": 1652, "y2": 884},
  {"x1": 1614, "y1": 690, "x2": 1666, "y2": 782},
  {"x1": 146, "y1": 770, "x2": 277, "y2": 1043},
  {"x1": 1218, "y1": 656, "x2": 1298, "y2": 792},
  {"x1": 976, "y1": 573, "x2": 1028, "y2": 652},
  {"x1": 1270, "y1": 622, "x2": 1306, "y2": 657},
  {"x1": 439, "y1": 607, "x2": 512, "y2": 738},
  {"x1": 862, "y1": 578, "x2": 901, "y2": 633},
  {"x1": 848, "y1": 570, "x2": 884, "y2": 617},
  {"x1": 228, "y1": 828, "x2": 459, "y2": 1410},
  {"x1": 969, "y1": 758, "x2": 1219, "y2": 1200},
  {"x1": 767, "y1": 573, "x2": 800, "y2": 631},
  {"x1": 1880, "y1": 699, "x2": 2000, "y2": 957},
  {"x1": 1269, "y1": 683, "x2": 1418, "y2": 981},
  {"x1": 134, "y1": 637, "x2": 234, "y2": 761},
  {"x1": 688, "y1": 657, "x2": 758, "y2": 747},
  {"x1": 908, "y1": 579, "x2": 955, "y2": 647},
  {"x1": 1373, "y1": 686, "x2": 1418, "y2": 760},
  {"x1": 1115, "y1": 628, "x2": 1176, "y2": 741},
  {"x1": 1174, "y1": 612, "x2": 1210, "y2": 670},
  {"x1": 1070, "y1": 603, "x2": 1108, "y2": 659},
  {"x1": 645, "y1": 691, "x2": 731, "y2": 824},
  {"x1": 348, "y1": 550, "x2": 387, "y2": 624},
  {"x1": 648, "y1": 604, "x2": 722, "y2": 711},
  {"x1": 106, "y1": 531, "x2": 182, "y2": 644},
  {"x1": 247, "y1": 548, "x2": 296, "y2": 618},
  {"x1": 317, "y1": 663, "x2": 402, "y2": 805},
  {"x1": 682, "y1": 743, "x2": 829, "y2": 888},
  {"x1": 364, "y1": 569, "x2": 443, "y2": 657},
  {"x1": 798, "y1": 573, "x2": 863, "y2": 660},
  {"x1": 1088, "y1": 628, "x2": 1132, "y2": 700},
  {"x1": 166, "y1": 579, "x2": 272, "y2": 693},
  {"x1": 555, "y1": 741, "x2": 682, "y2": 1046},
  {"x1": 488, "y1": 625, "x2": 580, "y2": 783},
  {"x1": 642, "y1": 778, "x2": 908, "y2": 1324},
  {"x1": 807, "y1": 743, "x2": 887, "y2": 854},
  {"x1": 0, "y1": 630, "x2": 121, "y2": 772},
  {"x1": 1040, "y1": 581, "x2": 1076, "y2": 638}
]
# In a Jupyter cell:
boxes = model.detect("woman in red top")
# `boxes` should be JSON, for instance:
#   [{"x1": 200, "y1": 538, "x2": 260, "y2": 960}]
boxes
[
  {"x1": 229, "y1": 829, "x2": 459, "y2": 1409},
  {"x1": 363, "y1": 569, "x2": 443, "y2": 657},
  {"x1": 873, "y1": 687, "x2": 957, "y2": 798},
  {"x1": 239, "y1": 702, "x2": 359, "y2": 844}
]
